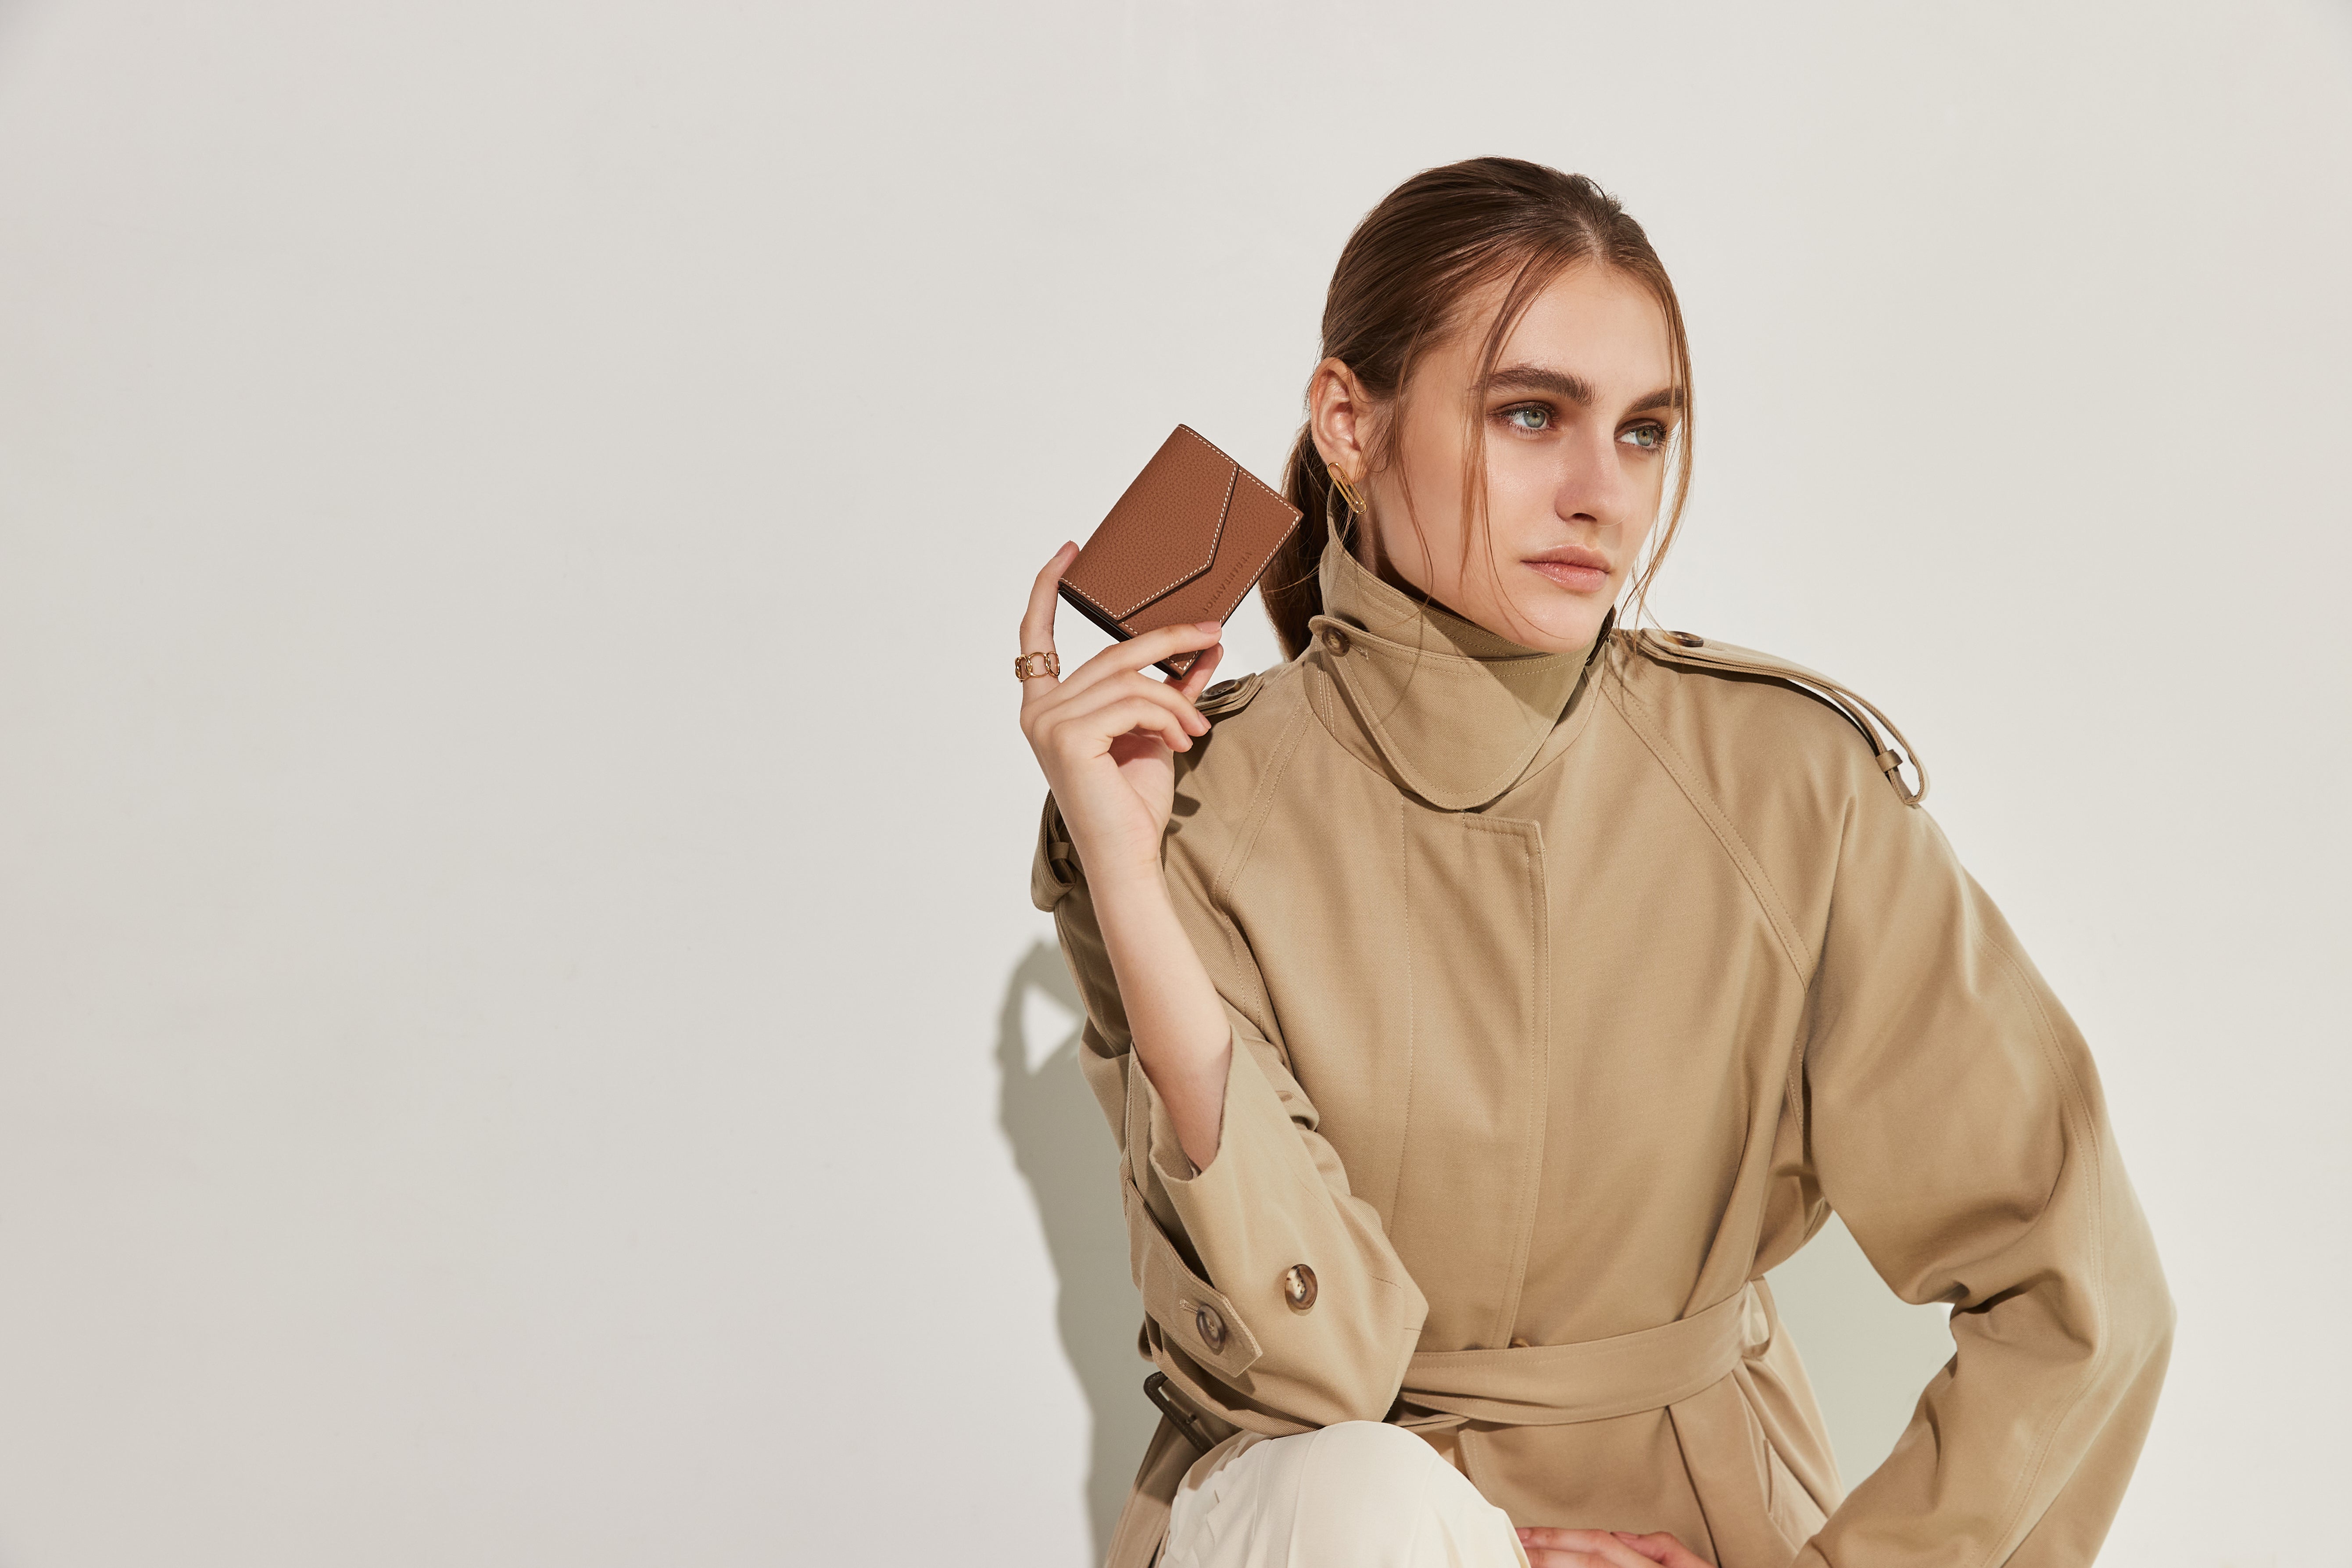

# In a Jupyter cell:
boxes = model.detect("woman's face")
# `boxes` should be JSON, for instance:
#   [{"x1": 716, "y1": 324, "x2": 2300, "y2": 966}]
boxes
[{"x1": 1315, "y1": 264, "x2": 1681, "y2": 652}]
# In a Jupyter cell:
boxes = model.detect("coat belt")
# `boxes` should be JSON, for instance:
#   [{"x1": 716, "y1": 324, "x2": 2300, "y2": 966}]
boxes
[
  {"x1": 1397, "y1": 1282, "x2": 1768, "y2": 1430},
  {"x1": 1106, "y1": 1282, "x2": 1773, "y2": 1568}
]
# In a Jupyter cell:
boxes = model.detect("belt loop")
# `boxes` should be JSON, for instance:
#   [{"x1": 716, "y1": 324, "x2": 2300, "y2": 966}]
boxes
[{"x1": 1740, "y1": 1281, "x2": 1772, "y2": 1356}]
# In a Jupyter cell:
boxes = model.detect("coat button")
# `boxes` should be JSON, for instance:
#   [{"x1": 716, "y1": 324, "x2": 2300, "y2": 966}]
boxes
[
  {"x1": 1194, "y1": 1303, "x2": 1227, "y2": 1353},
  {"x1": 1321, "y1": 626, "x2": 1352, "y2": 656},
  {"x1": 1282, "y1": 1264, "x2": 1318, "y2": 1313},
  {"x1": 1669, "y1": 630, "x2": 1705, "y2": 648}
]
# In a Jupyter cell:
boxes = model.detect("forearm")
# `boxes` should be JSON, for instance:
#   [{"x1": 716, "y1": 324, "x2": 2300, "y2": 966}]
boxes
[
  {"x1": 1089, "y1": 862, "x2": 1233, "y2": 1171},
  {"x1": 1033, "y1": 797, "x2": 1432, "y2": 1426}
]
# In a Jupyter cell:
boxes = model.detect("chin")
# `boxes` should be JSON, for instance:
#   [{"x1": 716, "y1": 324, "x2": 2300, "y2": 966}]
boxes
[
  {"x1": 1492, "y1": 594, "x2": 1613, "y2": 653},
  {"x1": 1531, "y1": 620, "x2": 1610, "y2": 653}
]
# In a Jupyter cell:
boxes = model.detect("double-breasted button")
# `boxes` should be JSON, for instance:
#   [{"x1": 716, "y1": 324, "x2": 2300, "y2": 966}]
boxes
[
  {"x1": 1321, "y1": 626, "x2": 1352, "y2": 656},
  {"x1": 1282, "y1": 1264, "x2": 1318, "y2": 1313},
  {"x1": 1194, "y1": 1303, "x2": 1227, "y2": 1353}
]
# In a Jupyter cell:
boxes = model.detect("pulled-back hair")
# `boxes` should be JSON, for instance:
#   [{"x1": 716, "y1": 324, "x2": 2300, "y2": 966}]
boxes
[{"x1": 1263, "y1": 157, "x2": 1694, "y2": 659}]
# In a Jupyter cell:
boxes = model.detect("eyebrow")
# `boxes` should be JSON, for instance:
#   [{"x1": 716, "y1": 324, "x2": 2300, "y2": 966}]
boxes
[{"x1": 1485, "y1": 362, "x2": 1685, "y2": 414}]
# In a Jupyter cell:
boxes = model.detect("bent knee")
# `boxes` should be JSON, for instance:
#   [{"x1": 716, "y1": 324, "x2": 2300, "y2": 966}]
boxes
[
  {"x1": 1282, "y1": 1421, "x2": 1514, "y2": 1562},
  {"x1": 1292, "y1": 1421, "x2": 1488, "y2": 1531},
  {"x1": 1171, "y1": 1423, "x2": 1515, "y2": 1568},
  {"x1": 1299, "y1": 1420, "x2": 1445, "y2": 1484}
]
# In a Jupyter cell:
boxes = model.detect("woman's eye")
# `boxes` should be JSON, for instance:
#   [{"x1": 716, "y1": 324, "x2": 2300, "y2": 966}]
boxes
[
  {"x1": 1503, "y1": 405, "x2": 1550, "y2": 431},
  {"x1": 1618, "y1": 423, "x2": 1666, "y2": 450}
]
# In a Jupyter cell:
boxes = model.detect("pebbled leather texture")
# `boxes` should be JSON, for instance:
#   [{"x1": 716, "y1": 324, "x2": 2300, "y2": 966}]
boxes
[{"x1": 1060, "y1": 426, "x2": 1302, "y2": 678}]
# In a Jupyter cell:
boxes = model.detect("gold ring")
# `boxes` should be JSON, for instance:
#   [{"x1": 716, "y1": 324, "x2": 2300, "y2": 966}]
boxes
[{"x1": 1013, "y1": 651, "x2": 1060, "y2": 681}]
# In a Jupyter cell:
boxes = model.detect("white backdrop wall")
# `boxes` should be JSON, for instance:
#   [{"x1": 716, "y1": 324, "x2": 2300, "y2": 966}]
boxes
[{"x1": 0, "y1": 3, "x2": 2346, "y2": 1564}]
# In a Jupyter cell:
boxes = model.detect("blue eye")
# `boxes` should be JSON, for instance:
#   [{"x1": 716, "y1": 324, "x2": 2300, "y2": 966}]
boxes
[
  {"x1": 1504, "y1": 406, "x2": 1550, "y2": 431},
  {"x1": 1618, "y1": 423, "x2": 1666, "y2": 450}
]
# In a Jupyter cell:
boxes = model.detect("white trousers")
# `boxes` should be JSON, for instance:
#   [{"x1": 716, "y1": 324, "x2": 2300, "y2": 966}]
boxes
[{"x1": 1161, "y1": 1422, "x2": 1532, "y2": 1568}]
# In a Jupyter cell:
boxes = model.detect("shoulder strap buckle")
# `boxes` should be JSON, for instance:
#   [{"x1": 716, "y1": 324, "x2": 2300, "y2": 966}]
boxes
[
  {"x1": 1637, "y1": 630, "x2": 1929, "y2": 806},
  {"x1": 1196, "y1": 670, "x2": 1265, "y2": 721}
]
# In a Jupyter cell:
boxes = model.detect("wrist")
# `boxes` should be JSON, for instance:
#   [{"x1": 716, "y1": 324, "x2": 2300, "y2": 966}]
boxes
[{"x1": 1088, "y1": 854, "x2": 1171, "y2": 904}]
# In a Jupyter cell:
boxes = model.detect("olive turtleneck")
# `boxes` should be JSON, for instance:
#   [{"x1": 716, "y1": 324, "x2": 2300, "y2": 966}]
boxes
[{"x1": 1302, "y1": 520, "x2": 1611, "y2": 812}]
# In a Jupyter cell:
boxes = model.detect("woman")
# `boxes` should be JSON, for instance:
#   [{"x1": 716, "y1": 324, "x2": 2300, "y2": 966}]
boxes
[{"x1": 1016, "y1": 158, "x2": 2171, "y2": 1568}]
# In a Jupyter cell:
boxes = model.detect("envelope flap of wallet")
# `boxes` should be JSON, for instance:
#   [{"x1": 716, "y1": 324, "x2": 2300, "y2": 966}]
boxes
[{"x1": 1065, "y1": 426, "x2": 1239, "y2": 623}]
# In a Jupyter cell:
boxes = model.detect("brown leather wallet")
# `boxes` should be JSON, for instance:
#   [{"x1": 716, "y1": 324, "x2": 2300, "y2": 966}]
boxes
[{"x1": 1059, "y1": 425, "x2": 1303, "y2": 679}]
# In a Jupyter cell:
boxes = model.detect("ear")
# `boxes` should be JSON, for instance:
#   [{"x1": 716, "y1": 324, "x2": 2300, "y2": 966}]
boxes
[{"x1": 1307, "y1": 357, "x2": 1377, "y2": 490}]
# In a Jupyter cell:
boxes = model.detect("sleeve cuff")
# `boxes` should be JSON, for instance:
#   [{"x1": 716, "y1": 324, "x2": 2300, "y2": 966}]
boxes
[{"x1": 1137, "y1": 1033, "x2": 1325, "y2": 1253}]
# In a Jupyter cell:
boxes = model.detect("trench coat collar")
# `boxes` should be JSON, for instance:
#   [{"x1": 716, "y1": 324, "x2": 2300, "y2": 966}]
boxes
[{"x1": 1305, "y1": 519, "x2": 1611, "y2": 812}]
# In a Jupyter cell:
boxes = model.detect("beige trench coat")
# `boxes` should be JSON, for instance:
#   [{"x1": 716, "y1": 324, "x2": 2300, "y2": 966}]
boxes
[{"x1": 1030, "y1": 526, "x2": 2172, "y2": 1568}]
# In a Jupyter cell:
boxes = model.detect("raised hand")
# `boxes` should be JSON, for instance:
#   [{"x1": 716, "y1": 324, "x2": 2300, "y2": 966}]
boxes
[{"x1": 1016, "y1": 541, "x2": 1225, "y2": 888}]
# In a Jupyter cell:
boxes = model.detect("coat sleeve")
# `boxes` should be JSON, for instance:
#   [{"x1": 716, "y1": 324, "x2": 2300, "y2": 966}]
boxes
[
  {"x1": 1794, "y1": 770, "x2": 2174, "y2": 1566},
  {"x1": 1031, "y1": 794, "x2": 1430, "y2": 1433}
]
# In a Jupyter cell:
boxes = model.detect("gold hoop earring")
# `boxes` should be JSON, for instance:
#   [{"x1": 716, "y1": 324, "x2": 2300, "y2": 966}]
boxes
[{"x1": 1328, "y1": 462, "x2": 1368, "y2": 516}]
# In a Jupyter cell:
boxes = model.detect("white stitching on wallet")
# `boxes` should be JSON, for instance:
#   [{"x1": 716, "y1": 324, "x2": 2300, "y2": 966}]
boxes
[
  {"x1": 1071, "y1": 426, "x2": 1302, "y2": 622},
  {"x1": 1178, "y1": 423, "x2": 1290, "y2": 510},
  {"x1": 1117, "y1": 446, "x2": 1234, "y2": 616}
]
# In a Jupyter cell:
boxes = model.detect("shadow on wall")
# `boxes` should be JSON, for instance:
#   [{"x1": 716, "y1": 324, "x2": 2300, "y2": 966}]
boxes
[
  {"x1": 995, "y1": 941, "x2": 1160, "y2": 1561},
  {"x1": 998, "y1": 940, "x2": 1958, "y2": 1552}
]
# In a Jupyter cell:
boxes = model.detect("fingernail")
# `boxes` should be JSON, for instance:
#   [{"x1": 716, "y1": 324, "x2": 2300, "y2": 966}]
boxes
[{"x1": 1197, "y1": 621, "x2": 1221, "y2": 632}]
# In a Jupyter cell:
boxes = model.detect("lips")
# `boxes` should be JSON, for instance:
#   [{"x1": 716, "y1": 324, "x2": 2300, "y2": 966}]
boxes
[{"x1": 1524, "y1": 546, "x2": 1610, "y2": 592}]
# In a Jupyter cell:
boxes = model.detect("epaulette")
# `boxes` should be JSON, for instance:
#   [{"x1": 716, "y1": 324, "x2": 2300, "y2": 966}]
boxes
[
  {"x1": 1196, "y1": 670, "x2": 1265, "y2": 721},
  {"x1": 1631, "y1": 629, "x2": 1928, "y2": 806}
]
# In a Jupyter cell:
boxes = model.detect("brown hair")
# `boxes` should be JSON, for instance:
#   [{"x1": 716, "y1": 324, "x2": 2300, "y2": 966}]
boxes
[{"x1": 1262, "y1": 157, "x2": 1694, "y2": 659}]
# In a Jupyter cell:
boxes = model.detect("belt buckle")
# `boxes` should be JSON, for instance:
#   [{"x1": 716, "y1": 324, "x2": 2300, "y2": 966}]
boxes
[{"x1": 1143, "y1": 1371, "x2": 1219, "y2": 1453}]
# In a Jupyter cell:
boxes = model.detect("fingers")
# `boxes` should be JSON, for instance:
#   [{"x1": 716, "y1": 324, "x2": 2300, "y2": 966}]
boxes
[
  {"x1": 1017, "y1": 543, "x2": 1078, "y2": 695},
  {"x1": 1517, "y1": 1529, "x2": 1662, "y2": 1568},
  {"x1": 1059, "y1": 619, "x2": 1226, "y2": 701},
  {"x1": 1095, "y1": 671, "x2": 1211, "y2": 745},
  {"x1": 1516, "y1": 1528, "x2": 1699, "y2": 1568},
  {"x1": 1171, "y1": 641, "x2": 1225, "y2": 703},
  {"x1": 1032, "y1": 672, "x2": 1209, "y2": 756},
  {"x1": 1069, "y1": 695, "x2": 1196, "y2": 755}
]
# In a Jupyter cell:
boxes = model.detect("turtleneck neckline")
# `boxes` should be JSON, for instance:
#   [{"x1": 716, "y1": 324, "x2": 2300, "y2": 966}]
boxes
[{"x1": 1304, "y1": 519, "x2": 1610, "y2": 812}]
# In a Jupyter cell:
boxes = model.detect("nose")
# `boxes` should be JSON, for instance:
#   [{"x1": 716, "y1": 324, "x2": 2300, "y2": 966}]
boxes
[{"x1": 1553, "y1": 424, "x2": 1631, "y2": 529}]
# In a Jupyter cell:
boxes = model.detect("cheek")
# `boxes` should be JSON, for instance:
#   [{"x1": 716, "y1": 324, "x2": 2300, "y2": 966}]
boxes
[
  {"x1": 1622, "y1": 473, "x2": 1665, "y2": 558},
  {"x1": 1475, "y1": 441, "x2": 1565, "y2": 555},
  {"x1": 1639, "y1": 446, "x2": 1671, "y2": 497},
  {"x1": 1613, "y1": 441, "x2": 1669, "y2": 518},
  {"x1": 1485, "y1": 440, "x2": 1558, "y2": 508},
  {"x1": 1388, "y1": 418, "x2": 1475, "y2": 552}
]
